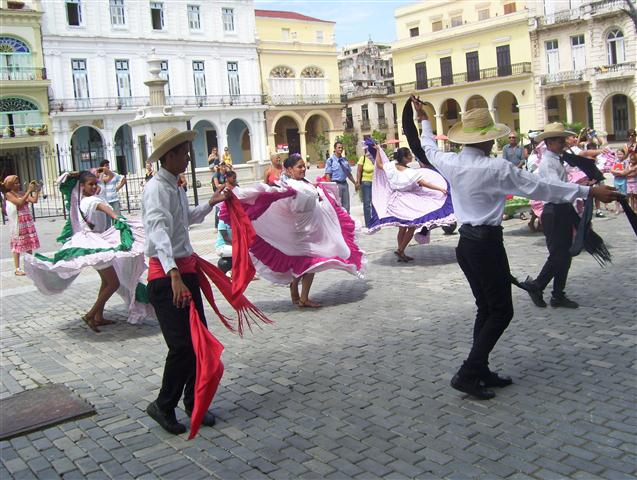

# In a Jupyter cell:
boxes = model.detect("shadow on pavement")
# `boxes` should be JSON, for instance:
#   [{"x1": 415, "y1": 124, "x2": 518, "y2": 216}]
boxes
[
  {"x1": 370, "y1": 244, "x2": 458, "y2": 267},
  {"x1": 60, "y1": 309, "x2": 159, "y2": 342}
]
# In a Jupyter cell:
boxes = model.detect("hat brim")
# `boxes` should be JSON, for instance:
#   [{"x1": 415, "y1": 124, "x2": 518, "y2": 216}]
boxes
[
  {"x1": 533, "y1": 130, "x2": 575, "y2": 143},
  {"x1": 447, "y1": 122, "x2": 511, "y2": 144},
  {"x1": 149, "y1": 131, "x2": 197, "y2": 162}
]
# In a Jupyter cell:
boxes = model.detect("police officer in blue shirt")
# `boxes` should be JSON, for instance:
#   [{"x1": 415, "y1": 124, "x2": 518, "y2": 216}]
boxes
[{"x1": 324, "y1": 141, "x2": 359, "y2": 212}]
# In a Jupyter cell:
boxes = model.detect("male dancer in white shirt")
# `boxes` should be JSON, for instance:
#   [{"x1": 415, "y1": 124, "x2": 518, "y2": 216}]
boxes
[
  {"x1": 412, "y1": 96, "x2": 620, "y2": 400},
  {"x1": 520, "y1": 124, "x2": 595, "y2": 309},
  {"x1": 142, "y1": 128, "x2": 229, "y2": 434}
]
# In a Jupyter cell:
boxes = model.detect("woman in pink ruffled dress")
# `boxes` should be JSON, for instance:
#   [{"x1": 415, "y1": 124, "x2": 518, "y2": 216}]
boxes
[{"x1": 231, "y1": 153, "x2": 365, "y2": 308}]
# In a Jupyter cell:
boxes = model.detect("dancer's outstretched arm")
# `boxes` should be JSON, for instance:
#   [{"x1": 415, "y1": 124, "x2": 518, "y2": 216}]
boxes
[{"x1": 417, "y1": 179, "x2": 447, "y2": 194}]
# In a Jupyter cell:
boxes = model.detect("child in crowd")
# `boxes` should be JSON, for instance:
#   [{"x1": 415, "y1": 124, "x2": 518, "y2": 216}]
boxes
[{"x1": 610, "y1": 149, "x2": 628, "y2": 214}]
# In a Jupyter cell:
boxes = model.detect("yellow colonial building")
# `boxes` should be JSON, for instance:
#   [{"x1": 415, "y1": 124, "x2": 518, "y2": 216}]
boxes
[
  {"x1": 255, "y1": 9, "x2": 344, "y2": 162},
  {"x1": 390, "y1": 0, "x2": 537, "y2": 143},
  {"x1": 0, "y1": 0, "x2": 53, "y2": 182}
]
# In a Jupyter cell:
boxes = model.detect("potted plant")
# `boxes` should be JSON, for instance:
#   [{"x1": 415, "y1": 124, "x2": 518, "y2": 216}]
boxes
[
  {"x1": 38, "y1": 125, "x2": 48, "y2": 135},
  {"x1": 26, "y1": 126, "x2": 37, "y2": 136}
]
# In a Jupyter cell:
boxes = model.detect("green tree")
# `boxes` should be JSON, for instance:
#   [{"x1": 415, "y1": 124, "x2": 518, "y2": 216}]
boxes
[
  {"x1": 371, "y1": 130, "x2": 393, "y2": 157},
  {"x1": 309, "y1": 133, "x2": 329, "y2": 164}
]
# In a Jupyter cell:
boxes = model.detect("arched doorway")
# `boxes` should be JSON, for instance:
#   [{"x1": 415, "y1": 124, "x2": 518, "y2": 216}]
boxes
[
  {"x1": 227, "y1": 118, "x2": 250, "y2": 165},
  {"x1": 113, "y1": 124, "x2": 134, "y2": 174},
  {"x1": 193, "y1": 120, "x2": 218, "y2": 168},
  {"x1": 440, "y1": 99, "x2": 461, "y2": 134},
  {"x1": 465, "y1": 95, "x2": 488, "y2": 111},
  {"x1": 546, "y1": 95, "x2": 565, "y2": 123},
  {"x1": 493, "y1": 91, "x2": 519, "y2": 131},
  {"x1": 305, "y1": 114, "x2": 330, "y2": 162},
  {"x1": 71, "y1": 126, "x2": 105, "y2": 171},
  {"x1": 603, "y1": 94, "x2": 635, "y2": 140},
  {"x1": 273, "y1": 115, "x2": 301, "y2": 155}
]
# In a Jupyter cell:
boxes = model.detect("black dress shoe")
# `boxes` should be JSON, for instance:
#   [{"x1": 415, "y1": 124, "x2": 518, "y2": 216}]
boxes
[
  {"x1": 185, "y1": 409, "x2": 216, "y2": 427},
  {"x1": 550, "y1": 296, "x2": 579, "y2": 308},
  {"x1": 481, "y1": 371, "x2": 513, "y2": 388},
  {"x1": 450, "y1": 374, "x2": 495, "y2": 400},
  {"x1": 518, "y1": 277, "x2": 546, "y2": 308},
  {"x1": 147, "y1": 401, "x2": 187, "y2": 435}
]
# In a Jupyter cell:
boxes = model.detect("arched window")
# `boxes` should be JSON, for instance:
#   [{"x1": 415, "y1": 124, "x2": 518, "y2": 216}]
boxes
[
  {"x1": 270, "y1": 65, "x2": 295, "y2": 78},
  {"x1": 300, "y1": 66, "x2": 325, "y2": 78},
  {"x1": 0, "y1": 97, "x2": 41, "y2": 137},
  {"x1": 606, "y1": 29, "x2": 625, "y2": 65},
  {"x1": 0, "y1": 36, "x2": 34, "y2": 79}
]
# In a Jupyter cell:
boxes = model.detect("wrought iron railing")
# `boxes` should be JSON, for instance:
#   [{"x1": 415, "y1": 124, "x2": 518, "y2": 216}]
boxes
[
  {"x1": 167, "y1": 94, "x2": 266, "y2": 107},
  {"x1": 394, "y1": 62, "x2": 531, "y2": 93},
  {"x1": 50, "y1": 94, "x2": 267, "y2": 112},
  {"x1": 0, "y1": 123, "x2": 48, "y2": 139},
  {"x1": 594, "y1": 62, "x2": 636, "y2": 77},
  {"x1": 0, "y1": 67, "x2": 47, "y2": 81},
  {"x1": 540, "y1": 70, "x2": 586, "y2": 85},
  {"x1": 537, "y1": 8, "x2": 582, "y2": 26},
  {"x1": 266, "y1": 94, "x2": 343, "y2": 105}
]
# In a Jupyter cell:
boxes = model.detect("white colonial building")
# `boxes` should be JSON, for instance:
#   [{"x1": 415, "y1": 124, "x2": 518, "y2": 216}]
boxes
[
  {"x1": 41, "y1": 0, "x2": 267, "y2": 180},
  {"x1": 528, "y1": 0, "x2": 636, "y2": 140}
]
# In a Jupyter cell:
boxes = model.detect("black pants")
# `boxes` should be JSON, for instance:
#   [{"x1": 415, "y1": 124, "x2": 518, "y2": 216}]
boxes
[
  {"x1": 148, "y1": 273, "x2": 207, "y2": 413},
  {"x1": 535, "y1": 203, "x2": 578, "y2": 298},
  {"x1": 456, "y1": 235, "x2": 514, "y2": 378}
]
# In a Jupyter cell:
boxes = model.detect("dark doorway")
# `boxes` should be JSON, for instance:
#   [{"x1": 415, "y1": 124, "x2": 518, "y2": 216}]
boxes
[
  {"x1": 440, "y1": 57, "x2": 453, "y2": 86},
  {"x1": 205, "y1": 129, "x2": 218, "y2": 154},
  {"x1": 287, "y1": 128, "x2": 300, "y2": 154},
  {"x1": 415, "y1": 61, "x2": 428, "y2": 89},
  {"x1": 497, "y1": 45, "x2": 512, "y2": 76},
  {"x1": 466, "y1": 51, "x2": 480, "y2": 81},
  {"x1": 612, "y1": 94, "x2": 629, "y2": 140}
]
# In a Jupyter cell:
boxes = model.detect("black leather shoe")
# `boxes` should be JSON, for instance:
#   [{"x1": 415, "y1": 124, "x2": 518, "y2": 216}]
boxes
[
  {"x1": 450, "y1": 374, "x2": 495, "y2": 400},
  {"x1": 518, "y1": 277, "x2": 546, "y2": 308},
  {"x1": 185, "y1": 409, "x2": 216, "y2": 427},
  {"x1": 550, "y1": 296, "x2": 579, "y2": 308},
  {"x1": 147, "y1": 401, "x2": 187, "y2": 435},
  {"x1": 481, "y1": 371, "x2": 513, "y2": 388}
]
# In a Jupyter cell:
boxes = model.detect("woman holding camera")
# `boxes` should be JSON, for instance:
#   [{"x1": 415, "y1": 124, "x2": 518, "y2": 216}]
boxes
[{"x1": 2, "y1": 175, "x2": 40, "y2": 275}]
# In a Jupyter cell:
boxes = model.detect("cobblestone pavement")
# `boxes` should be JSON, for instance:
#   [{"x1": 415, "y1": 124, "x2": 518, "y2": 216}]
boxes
[{"x1": 1, "y1": 206, "x2": 636, "y2": 479}]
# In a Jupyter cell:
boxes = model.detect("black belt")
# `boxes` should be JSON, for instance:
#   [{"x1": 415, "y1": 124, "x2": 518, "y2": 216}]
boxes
[
  {"x1": 459, "y1": 224, "x2": 503, "y2": 242},
  {"x1": 334, "y1": 180, "x2": 347, "y2": 184}
]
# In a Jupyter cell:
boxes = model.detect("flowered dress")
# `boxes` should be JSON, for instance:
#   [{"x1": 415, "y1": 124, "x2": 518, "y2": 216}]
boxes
[{"x1": 7, "y1": 195, "x2": 40, "y2": 253}]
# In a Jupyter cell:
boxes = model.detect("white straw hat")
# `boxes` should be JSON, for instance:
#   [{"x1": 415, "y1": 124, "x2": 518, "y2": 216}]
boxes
[
  {"x1": 447, "y1": 108, "x2": 510, "y2": 144},
  {"x1": 149, "y1": 127, "x2": 197, "y2": 162},
  {"x1": 533, "y1": 123, "x2": 575, "y2": 143}
]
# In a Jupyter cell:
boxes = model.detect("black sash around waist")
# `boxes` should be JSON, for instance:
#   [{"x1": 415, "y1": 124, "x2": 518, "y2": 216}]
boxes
[{"x1": 459, "y1": 224, "x2": 504, "y2": 242}]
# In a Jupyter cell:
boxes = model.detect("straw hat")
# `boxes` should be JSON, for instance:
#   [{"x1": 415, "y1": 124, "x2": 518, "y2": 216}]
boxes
[
  {"x1": 148, "y1": 127, "x2": 197, "y2": 162},
  {"x1": 447, "y1": 108, "x2": 510, "y2": 144},
  {"x1": 534, "y1": 123, "x2": 575, "y2": 143}
]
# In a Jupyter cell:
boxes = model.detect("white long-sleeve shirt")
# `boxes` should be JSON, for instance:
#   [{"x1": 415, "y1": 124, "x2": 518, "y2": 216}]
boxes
[
  {"x1": 142, "y1": 168, "x2": 213, "y2": 273},
  {"x1": 420, "y1": 120, "x2": 590, "y2": 226},
  {"x1": 538, "y1": 149, "x2": 568, "y2": 183}
]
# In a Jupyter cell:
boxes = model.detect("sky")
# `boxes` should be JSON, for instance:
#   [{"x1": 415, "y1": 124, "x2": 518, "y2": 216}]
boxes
[{"x1": 254, "y1": 0, "x2": 416, "y2": 47}]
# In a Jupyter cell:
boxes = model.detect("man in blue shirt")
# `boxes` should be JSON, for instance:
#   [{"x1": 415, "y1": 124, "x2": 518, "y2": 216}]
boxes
[
  {"x1": 502, "y1": 133, "x2": 527, "y2": 168},
  {"x1": 324, "y1": 141, "x2": 359, "y2": 212}
]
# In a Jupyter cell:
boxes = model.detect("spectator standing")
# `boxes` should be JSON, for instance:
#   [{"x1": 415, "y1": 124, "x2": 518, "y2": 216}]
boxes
[
  {"x1": 98, "y1": 160, "x2": 126, "y2": 217},
  {"x1": 324, "y1": 141, "x2": 359, "y2": 213},
  {"x1": 3, "y1": 175, "x2": 40, "y2": 275},
  {"x1": 357, "y1": 151, "x2": 375, "y2": 227},
  {"x1": 502, "y1": 133, "x2": 526, "y2": 168}
]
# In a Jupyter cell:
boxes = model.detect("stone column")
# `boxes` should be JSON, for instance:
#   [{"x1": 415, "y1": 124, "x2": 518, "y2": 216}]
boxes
[
  {"x1": 564, "y1": 94, "x2": 573, "y2": 124},
  {"x1": 434, "y1": 114, "x2": 445, "y2": 149},
  {"x1": 299, "y1": 130, "x2": 307, "y2": 162}
]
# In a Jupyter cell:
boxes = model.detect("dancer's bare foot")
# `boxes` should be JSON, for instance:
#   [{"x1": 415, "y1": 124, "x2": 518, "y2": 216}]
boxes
[
  {"x1": 14, "y1": 269, "x2": 25, "y2": 276},
  {"x1": 299, "y1": 299, "x2": 321, "y2": 308},
  {"x1": 82, "y1": 314, "x2": 100, "y2": 333}
]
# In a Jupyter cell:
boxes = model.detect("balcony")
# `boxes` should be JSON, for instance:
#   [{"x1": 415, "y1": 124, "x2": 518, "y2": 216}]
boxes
[
  {"x1": 540, "y1": 70, "x2": 587, "y2": 86},
  {"x1": 50, "y1": 95, "x2": 266, "y2": 113},
  {"x1": 0, "y1": 67, "x2": 47, "y2": 81},
  {"x1": 360, "y1": 119, "x2": 371, "y2": 130},
  {"x1": 345, "y1": 86, "x2": 392, "y2": 100},
  {"x1": 394, "y1": 62, "x2": 532, "y2": 94},
  {"x1": 590, "y1": 0, "x2": 626, "y2": 16},
  {"x1": 536, "y1": 8, "x2": 583, "y2": 27},
  {"x1": 594, "y1": 62, "x2": 636, "y2": 81},
  {"x1": 1, "y1": 123, "x2": 48, "y2": 141},
  {"x1": 266, "y1": 94, "x2": 343, "y2": 106}
]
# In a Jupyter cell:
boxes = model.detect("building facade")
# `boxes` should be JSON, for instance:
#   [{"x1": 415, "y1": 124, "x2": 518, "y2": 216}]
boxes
[
  {"x1": 529, "y1": 0, "x2": 636, "y2": 140},
  {"x1": 339, "y1": 40, "x2": 397, "y2": 156},
  {"x1": 255, "y1": 9, "x2": 344, "y2": 163},
  {"x1": 0, "y1": 0, "x2": 53, "y2": 183},
  {"x1": 41, "y1": 0, "x2": 267, "y2": 180},
  {"x1": 390, "y1": 0, "x2": 536, "y2": 145}
]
